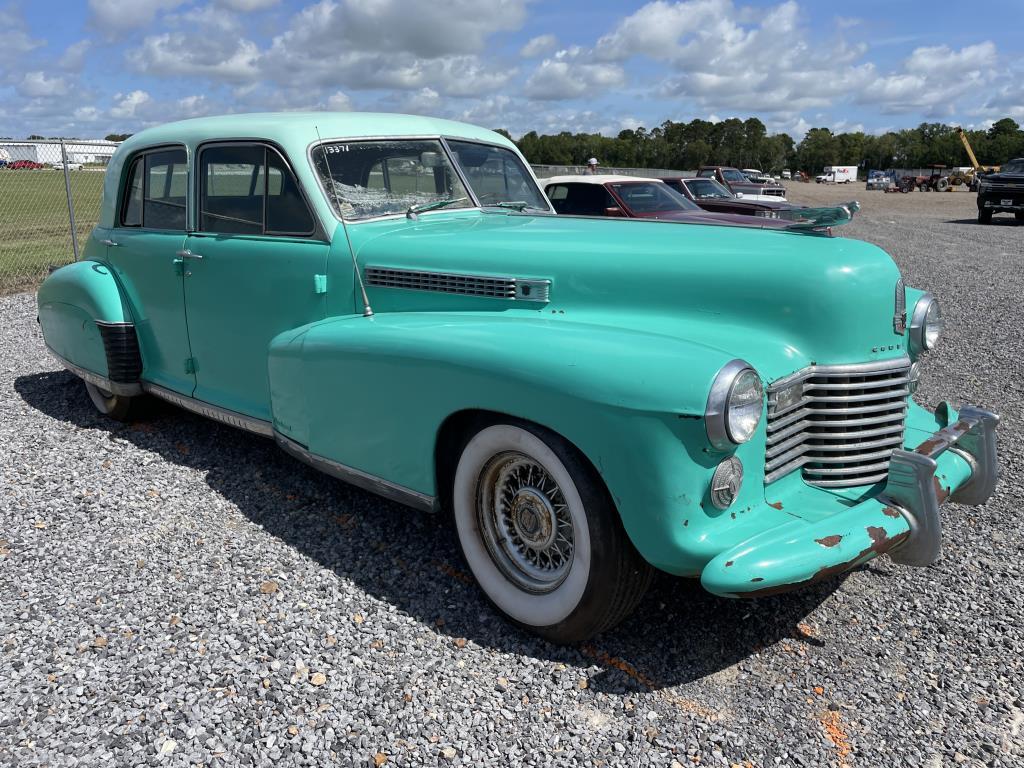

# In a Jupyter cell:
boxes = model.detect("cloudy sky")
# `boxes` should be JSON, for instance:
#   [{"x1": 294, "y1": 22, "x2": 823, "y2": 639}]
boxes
[{"x1": 2, "y1": 0, "x2": 1022, "y2": 140}]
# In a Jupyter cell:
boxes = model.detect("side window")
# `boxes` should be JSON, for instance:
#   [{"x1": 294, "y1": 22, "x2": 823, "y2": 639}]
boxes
[
  {"x1": 200, "y1": 145, "x2": 315, "y2": 236},
  {"x1": 121, "y1": 157, "x2": 143, "y2": 227},
  {"x1": 200, "y1": 145, "x2": 264, "y2": 235},
  {"x1": 546, "y1": 185, "x2": 570, "y2": 214},
  {"x1": 697, "y1": 169, "x2": 715, "y2": 178},
  {"x1": 143, "y1": 149, "x2": 188, "y2": 230},
  {"x1": 266, "y1": 149, "x2": 315, "y2": 234}
]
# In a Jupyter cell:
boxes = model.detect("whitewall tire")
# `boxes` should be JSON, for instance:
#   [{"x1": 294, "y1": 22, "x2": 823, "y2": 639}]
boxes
[
  {"x1": 84, "y1": 381, "x2": 137, "y2": 422},
  {"x1": 452, "y1": 421, "x2": 653, "y2": 644}
]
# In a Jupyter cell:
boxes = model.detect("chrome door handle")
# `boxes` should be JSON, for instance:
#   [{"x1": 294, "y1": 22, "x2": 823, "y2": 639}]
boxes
[
  {"x1": 175, "y1": 249, "x2": 203, "y2": 259},
  {"x1": 101, "y1": 239, "x2": 119, "y2": 247}
]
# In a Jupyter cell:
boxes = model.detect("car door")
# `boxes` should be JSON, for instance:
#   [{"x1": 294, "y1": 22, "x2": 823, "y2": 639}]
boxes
[
  {"x1": 181, "y1": 142, "x2": 328, "y2": 422},
  {"x1": 102, "y1": 146, "x2": 195, "y2": 395}
]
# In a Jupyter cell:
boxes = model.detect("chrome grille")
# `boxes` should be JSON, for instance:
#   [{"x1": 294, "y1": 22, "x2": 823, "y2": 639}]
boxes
[
  {"x1": 765, "y1": 358, "x2": 911, "y2": 488},
  {"x1": 365, "y1": 267, "x2": 550, "y2": 302}
]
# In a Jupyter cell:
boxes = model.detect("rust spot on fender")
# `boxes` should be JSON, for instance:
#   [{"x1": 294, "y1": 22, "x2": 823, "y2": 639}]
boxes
[
  {"x1": 767, "y1": 501, "x2": 784, "y2": 510},
  {"x1": 916, "y1": 420, "x2": 972, "y2": 456},
  {"x1": 882, "y1": 506, "x2": 901, "y2": 519},
  {"x1": 866, "y1": 526, "x2": 888, "y2": 546},
  {"x1": 751, "y1": 577, "x2": 764, "y2": 582},
  {"x1": 915, "y1": 437, "x2": 946, "y2": 455},
  {"x1": 933, "y1": 476, "x2": 949, "y2": 503},
  {"x1": 815, "y1": 535, "x2": 842, "y2": 548},
  {"x1": 733, "y1": 529, "x2": 911, "y2": 598},
  {"x1": 725, "y1": 560, "x2": 734, "y2": 568},
  {"x1": 683, "y1": 519, "x2": 689, "y2": 527}
]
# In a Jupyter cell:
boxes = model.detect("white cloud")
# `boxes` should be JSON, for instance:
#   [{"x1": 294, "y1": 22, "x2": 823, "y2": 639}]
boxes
[
  {"x1": 217, "y1": 0, "x2": 279, "y2": 9},
  {"x1": 58, "y1": 39, "x2": 93, "y2": 69},
  {"x1": 110, "y1": 90, "x2": 152, "y2": 119},
  {"x1": 18, "y1": 72, "x2": 69, "y2": 98},
  {"x1": 88, "y1": 0, "x2": 187, "y2": 32},
  {"x1": 0, "y1": 6, "x2": 43, "y2": 69},
  {"x1": 128, "y1": 34, "x2": 260, "y2": 82},
  {"x1": 524, "y1": 46, "x2": 626, "y2": 100},
  {"x1": 520, "y1": 34, "x2": 557, "y2": 58}
]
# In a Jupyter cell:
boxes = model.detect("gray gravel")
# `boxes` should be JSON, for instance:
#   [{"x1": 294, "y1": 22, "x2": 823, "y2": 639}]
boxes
[{"x1": 2, "y1": 203, "x2": 1022, "y2": 767}]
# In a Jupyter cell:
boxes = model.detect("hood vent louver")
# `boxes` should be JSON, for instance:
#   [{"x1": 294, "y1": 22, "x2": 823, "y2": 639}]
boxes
[{"x1": 365, "y1": 267, "x2": 550, "y2": 303}]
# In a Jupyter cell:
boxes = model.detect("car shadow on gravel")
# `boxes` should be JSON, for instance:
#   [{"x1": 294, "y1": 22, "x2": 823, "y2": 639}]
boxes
[
  {"x1": 945, "y1": 217, "x2": 1022, "y2": 225},
  {"x1": 16, "y1": 368, "x2": 840, "y2": 694}
]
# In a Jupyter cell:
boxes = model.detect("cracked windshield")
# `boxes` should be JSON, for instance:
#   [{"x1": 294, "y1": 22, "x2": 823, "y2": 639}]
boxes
[{"x1": 313, "y1": 139, "x2": 546, "y2": 219}]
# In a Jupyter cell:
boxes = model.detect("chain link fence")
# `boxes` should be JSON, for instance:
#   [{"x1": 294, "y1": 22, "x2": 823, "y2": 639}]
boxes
[{"x1": 0, "y1": 139, "x2": 118, "y2": 295}]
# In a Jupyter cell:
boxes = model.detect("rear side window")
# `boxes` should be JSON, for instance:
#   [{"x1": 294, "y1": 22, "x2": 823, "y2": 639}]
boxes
[
  {"x1": 200, "y1": 144, "x2": 315, "y2": 236},
  {"x1": 120, "y1": 147, "x2": 187, "y2": 229},
  {"x1": 547, "y1": 183, "x2": 614, "y2": 215}
]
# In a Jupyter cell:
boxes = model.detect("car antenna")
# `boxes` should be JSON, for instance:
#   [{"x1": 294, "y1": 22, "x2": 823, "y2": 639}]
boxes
[{"x1": 316, "y1": 125, "x2": 373, "y2": 317}]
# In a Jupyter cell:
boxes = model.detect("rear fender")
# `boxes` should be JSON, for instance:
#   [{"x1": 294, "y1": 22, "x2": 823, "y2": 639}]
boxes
[{"x1": 37, "y1": 261, "x2": 137, "y2": 381}]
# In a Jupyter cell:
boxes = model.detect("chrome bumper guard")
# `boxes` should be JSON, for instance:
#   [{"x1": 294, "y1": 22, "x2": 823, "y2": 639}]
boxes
[{"x1": 884, "y1": 404, "x2": 999, "y2": 567}]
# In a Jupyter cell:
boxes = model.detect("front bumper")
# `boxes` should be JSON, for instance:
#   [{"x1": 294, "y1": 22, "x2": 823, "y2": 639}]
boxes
[{"x1": 701, "y1": 403, "x2": 1000, "y2": 597}]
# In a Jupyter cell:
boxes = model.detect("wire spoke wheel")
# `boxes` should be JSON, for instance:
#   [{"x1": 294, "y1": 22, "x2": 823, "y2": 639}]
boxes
[{"x1": 477, "y1": 451, "x2": 575, "y2": 594}]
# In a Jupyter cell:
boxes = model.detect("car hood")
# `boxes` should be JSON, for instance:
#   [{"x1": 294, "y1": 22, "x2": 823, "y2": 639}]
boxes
[
  {"x1": 346, "y1": 210, "x2": 907, "y2": 383},
  {"x1": 632, "y1": 209, "x2": 790, "y2": 229}
]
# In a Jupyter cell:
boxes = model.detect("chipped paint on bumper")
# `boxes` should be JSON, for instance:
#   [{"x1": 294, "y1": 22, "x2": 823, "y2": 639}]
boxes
[{"x1": 701, "y1": 403, "x2": 1000, "y2": 598}]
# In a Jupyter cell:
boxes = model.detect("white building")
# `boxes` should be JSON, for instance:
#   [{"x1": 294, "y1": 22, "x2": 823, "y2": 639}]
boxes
[{"x1": 0, "y1": 140, "x2": 119, "y2": 165}]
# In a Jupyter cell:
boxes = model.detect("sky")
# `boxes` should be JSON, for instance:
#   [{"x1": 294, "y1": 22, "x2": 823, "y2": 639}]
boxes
[{"x1": 1, "y1": 0, "x2": 1022, "y2": 141}]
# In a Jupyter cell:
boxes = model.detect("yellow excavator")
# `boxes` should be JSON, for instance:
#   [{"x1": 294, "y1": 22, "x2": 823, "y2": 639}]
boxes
[{"x1": 955, "y1": 127, "x2": 999, "y2": 189}]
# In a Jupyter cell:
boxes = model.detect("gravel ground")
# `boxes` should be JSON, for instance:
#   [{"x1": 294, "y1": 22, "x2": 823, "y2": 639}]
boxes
[{"x1": 2, "y1": 194, "x2": 1022, "y2": 767}]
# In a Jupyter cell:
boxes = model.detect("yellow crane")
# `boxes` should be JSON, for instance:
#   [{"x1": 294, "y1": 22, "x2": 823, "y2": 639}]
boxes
[{"x1": 955, "y1": 127, "x2": 999, "y2": 187}]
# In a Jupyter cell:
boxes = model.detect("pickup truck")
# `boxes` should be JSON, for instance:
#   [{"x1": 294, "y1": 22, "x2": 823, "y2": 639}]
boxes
[{"x1": 697, "y1": 166, "x2": 786, "y2": 200}]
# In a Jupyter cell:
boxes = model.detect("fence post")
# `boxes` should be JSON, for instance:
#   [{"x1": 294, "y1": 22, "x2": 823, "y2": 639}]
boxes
[{"x1": 60, "y1": 140, "x2": 80, "y2": 262}]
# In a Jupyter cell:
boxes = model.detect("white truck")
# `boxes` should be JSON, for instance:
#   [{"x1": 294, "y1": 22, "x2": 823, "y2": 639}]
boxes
[{"x1": 816, "y1": 165, "x2": 858, "y2": 184}]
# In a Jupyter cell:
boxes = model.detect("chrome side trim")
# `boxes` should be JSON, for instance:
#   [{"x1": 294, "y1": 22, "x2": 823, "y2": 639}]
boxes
[
  {"x1": 142, "y1": 383, "x2": 274, "y2": 437},
  {"x1": 894, "y1": 278, "x2": 907, "y2": 334},
  {"x1": 47, "y1": 345, "x2": 142, "y2": 397},
  {"x1": 908, "y1": 292, "x2": 936, "y2": 356},
  {"x1": 274, "y1": 431, "x2": 435, "y2": 513}
]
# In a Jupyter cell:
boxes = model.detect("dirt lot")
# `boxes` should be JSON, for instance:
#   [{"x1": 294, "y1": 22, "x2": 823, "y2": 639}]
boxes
[{"x1": 2, "y1": 187, "x2": 1022, "y2": 767}]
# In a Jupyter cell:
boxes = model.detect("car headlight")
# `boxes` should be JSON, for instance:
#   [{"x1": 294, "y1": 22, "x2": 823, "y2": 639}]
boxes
[
  {"x1": 706, "y1": 360, "x2": 764, "y2": 450},
  {"x1": 909, "y1": 293, "x2": 943, "y2": 354}
]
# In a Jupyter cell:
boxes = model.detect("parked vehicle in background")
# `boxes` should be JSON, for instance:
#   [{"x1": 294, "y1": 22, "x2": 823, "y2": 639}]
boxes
[
  {"x1": 976, "y1": 157, "x2": 1024, "y2": 224},
  {"x1": 662, "y1": 176, "x2": 799, "y2": 218},
  {"x1": 817, "y1": 166, "x2": 857, "y2": 184},
  {"x1": 781, "y1": 169, "x2": 792, "y2": 179},
  {"x1": 7, "y1": 160, "x2": 44, "y2": 170},
  {"x1": 866, "y1": 170, "x2": 895, "y2": 191},
  {"x1": 956, "y1": 127, "x2": 1000, "y2": 190},
  {"x1": 697, "y1": 166, "x2": 787, "y2": 199},
  {"x1": 741, "y1": 168, "x2": 774, "y2": 184},
  {"x1": 35, "y1": 112, "x2": 1000, "y2": 643},
  {"x1": 50, "y1": 160, "x2": 83, "y2": 171},
  {"x1": 543, "y1": 175, "x2": 789, "y2": 228},
  {"x1": 899, "y1": 165, "x2": 950, "y2": 193}
]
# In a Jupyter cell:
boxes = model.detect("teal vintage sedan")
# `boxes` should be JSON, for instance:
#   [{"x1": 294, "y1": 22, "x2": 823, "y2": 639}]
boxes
[{"x1": 37, "y1": 113, "x2": 1000, "y2": 643}]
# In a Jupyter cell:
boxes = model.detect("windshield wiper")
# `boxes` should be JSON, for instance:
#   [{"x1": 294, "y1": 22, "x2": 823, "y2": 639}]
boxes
[{"x1": 407, "y1": 196, "x2": 468, "y2": 219}]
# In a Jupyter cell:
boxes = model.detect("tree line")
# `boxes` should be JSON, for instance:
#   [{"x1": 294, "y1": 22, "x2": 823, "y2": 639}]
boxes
[{"x1": 502, "y1": 117, "x2": 1024, "y2": 173}]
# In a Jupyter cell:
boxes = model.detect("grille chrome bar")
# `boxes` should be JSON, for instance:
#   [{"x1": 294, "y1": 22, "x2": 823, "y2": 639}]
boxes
[{"x1": 765, "y1": 357, "x2": 912, "y2": 487}]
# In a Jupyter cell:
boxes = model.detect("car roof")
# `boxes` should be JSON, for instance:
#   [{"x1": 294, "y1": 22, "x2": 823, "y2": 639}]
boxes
[
  {"x1": 119, "y1": 112, "x2": 516, "y2": 152},
  {"x1": 542, "y1": 174, "x2": 662, "y2": 186}
]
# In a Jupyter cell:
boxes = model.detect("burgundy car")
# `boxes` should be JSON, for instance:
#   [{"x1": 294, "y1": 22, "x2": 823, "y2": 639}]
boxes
[
  {"x1": 542, "y1": 175, "x2": 789, "y2": 229},
  {"x1": 663, "y1": 177, "x2": 800, "y2": 217}
]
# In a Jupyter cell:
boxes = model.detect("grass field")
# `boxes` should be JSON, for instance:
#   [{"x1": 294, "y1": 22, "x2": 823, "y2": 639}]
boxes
[{"x1": 0, "y1": 170, "x2": 105, "y2": 294}]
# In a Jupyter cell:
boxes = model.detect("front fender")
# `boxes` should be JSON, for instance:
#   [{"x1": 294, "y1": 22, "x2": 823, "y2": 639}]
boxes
[
  {"x1": 268, "y1": 311, "x2": 742, "y2": 562},
  {"x1": 37, "y1": 261, "x2": 134, "y2": 378}
]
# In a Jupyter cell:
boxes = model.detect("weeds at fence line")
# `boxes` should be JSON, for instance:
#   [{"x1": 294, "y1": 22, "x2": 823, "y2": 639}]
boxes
[{"x1": 0, "y1": 140, "x2": 116, "y2": 295}]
